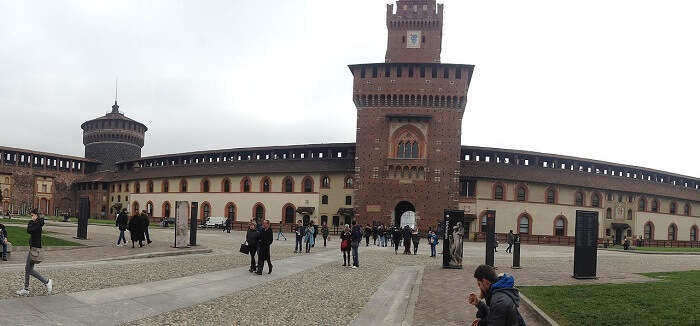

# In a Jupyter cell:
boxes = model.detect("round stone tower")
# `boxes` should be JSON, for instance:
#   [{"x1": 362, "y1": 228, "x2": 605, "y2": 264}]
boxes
[{"x1": 81, "y1": 101, "x2": 147, "y2": 171}]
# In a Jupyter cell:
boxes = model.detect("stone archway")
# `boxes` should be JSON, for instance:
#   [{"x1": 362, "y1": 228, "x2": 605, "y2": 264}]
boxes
[{"x1": 394, "y1": 201, "x2": 416, "y2": 228}]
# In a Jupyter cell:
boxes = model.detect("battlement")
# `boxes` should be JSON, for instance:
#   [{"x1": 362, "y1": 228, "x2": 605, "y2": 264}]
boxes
[{"x1": 385, "y1": 1, "x2": 444, "y2": 63}]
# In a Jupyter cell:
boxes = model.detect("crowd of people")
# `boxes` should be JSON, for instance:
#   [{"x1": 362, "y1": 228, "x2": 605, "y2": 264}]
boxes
[{"x1": 114, "y1": 209, "x2": 153, "y2": 248}]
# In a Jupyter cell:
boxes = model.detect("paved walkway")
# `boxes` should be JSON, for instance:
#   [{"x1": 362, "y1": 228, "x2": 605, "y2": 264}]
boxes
[
  {"x1": 0, "y1": 249, "x2": 339, "y2": 326},
  {"x1": 350, "y1": 266, "x2": 423, "y2": 326}
]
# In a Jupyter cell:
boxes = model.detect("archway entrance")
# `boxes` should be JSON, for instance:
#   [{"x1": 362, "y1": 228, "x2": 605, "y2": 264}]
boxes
[{"x1": 394, "y1": 201, "x2": 416, "y2": 228}]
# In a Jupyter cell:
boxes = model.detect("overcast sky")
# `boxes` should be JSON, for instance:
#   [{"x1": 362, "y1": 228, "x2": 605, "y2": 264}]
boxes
[{"x1": 1, "y1": 0, "x2": 699, "y2": 178}]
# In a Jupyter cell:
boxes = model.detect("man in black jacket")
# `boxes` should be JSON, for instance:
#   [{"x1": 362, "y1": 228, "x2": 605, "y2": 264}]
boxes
[
  {"x1": 115, "y1": 210, "x2": 128, "y2": 247},
  {"x1": 468, "y1": 264, "x2": 524, "y2": 326},
  {"x1": 0, "y1": 223, "x2": 8, "y2": 261},
  {"x1": 256, "y1": 220, "x2": 274, "y2": 275},
  {"x1": 141, "y1": 210, "x2": 152, "y2": 244},
  {"x1": 350, "y1": 221, "x2": 362, "y2": 268}
]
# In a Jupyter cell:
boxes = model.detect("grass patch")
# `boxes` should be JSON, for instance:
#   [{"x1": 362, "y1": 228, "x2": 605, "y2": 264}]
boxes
[
  {"x1": 4, "y1": 225, "x2": 82, "y2": 247},
  {"x1": 520, "y1": 270, "x2": 700, "y2": 325},
  {"x1": 606, "y1": 245, "x2": 700, "y2": 253}
]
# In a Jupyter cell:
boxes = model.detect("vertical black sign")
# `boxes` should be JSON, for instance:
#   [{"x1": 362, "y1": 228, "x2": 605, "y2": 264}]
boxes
[
  {"x1": 485, "y1": 210, "x2": 496, "y2": 267},
  {"x1": 76, "y1": 197, "x2": 90, "y2": 239},
  {"x1": 442, "y1": 209, "x2": 465, "y2": 269},
  {"x1": 190, "y1": 202, "x2": 198, "y2": 246},
  {"x1": 573, "y1": 210, "x2": 599, "y2": 279}
]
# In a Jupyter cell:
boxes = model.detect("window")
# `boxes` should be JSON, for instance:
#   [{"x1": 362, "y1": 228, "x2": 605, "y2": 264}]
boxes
[
  {"x1": 180, "y1": 179, "x2": 187, "y2": 192},
  {"x1": 163, "y1": 202, "x2": 170, "y2": 218},
  {"x1": 117, "y1": 195, "x2": 121, "y2": 202},
  {"x1": 684, "y1": 204, "x2": 691, "y2": 216},
  {"x1": 321, "y1": 215, "x2": 328, "y2": 225},
  {"x1": 333, "y1": 215, "x2": 340, "y2": 227},
  {"x1": 670, "y1": 202, "x2": 677, "y2": 214},
  {"x1": 322, "y1": 195, "x2": 328, "y2": 205},
  {"x1": 397, "y1": 141, "x2": 419, "y2": 159},
  {"x1": 284, "y1": 205, "x2": 295, "y2": 224},
  {"x1": 147, "y1": 181, "x2": 153, "y2": 193},
  {"x1": 321, "y1": 176, "x2": 330, "y2": 188},
  {"x1": 554, "y1": 217, "x2": 566, "y2": 236},
  {"x1": 284, "y1": 177, "x2": 293, "y2": 193},
  {"x1": 227, "y1": 203, "x2": 236, "y2": 220},
  {"x1": 516, "y1": 186, "x2": 527, "y2": 202},
  {"x1": 202, "y1": 203, "x2": 211, "y2": 220},
  {"x1": 668, "y1": 224, "x2": 677, "y2": 241},
  {"x1": 134, "y1": 182, "x2": 140, "y2": 193},
  {"x1": 644, "y1": 222, "x2": 654, "y2": 240},
  {"x1": 627, "y1": 209, "x2": 633, "y2": 220},
  {"x1": 202, "y1": 179, "x2": 210, "y2": 193},
  {"x1": 42, "y1": 184, "x2": 47, "y2": 193},
  {"x1": 638, "y1": 198, "x2": 646, "y2": 211},
  {"x1": 480, "y1": 215, "x2": 487, "y2": 233},
  {"x1": 575, "y1": 192, "x2": 584, "y2": 206},
  {"x1": 243, "y1": 178, "x2": 251, "y2": 193},
  {"x1": 518, "y1": 214, "x2": 530, "y2": 234},
  {"x1": 132, "y1": 201, "x2": 140, "y2": 216},
  {"x1": 345, "y1": 196, "x2": 352, "y2": 205},
  {"x1": 344, "y1": 177, "x2": 353, "y2": 189},
  {"x1": 223, "y1": 179, "x2": 231, "y2": 193},
  {"x1": 262, "y1": 178, "x2": 271, "y2": 192},
  {"x1": 546, "y1": 188, "x2": 556, "y2": 204},
  {"x1": 607, "y1": 192, "x2": 613, "y2": 201},
  {"x1": 651, "y1": 199, "x2": 659, "y2": 212},
  {"x1": 162, "y1": 181, "x2": 169, "y2": 193},
  {"x1": 691, "y1": 226, "x2": 698, "y2": 242},
  {"x1": 494, "y1": 184, "x2": 504, "y2": 200},
  {"x1": 459, "y1": 178, "x2": 476, "y2": 197},
  {"x1": 606, "y1": 207, "x2": 612, "y2": 219},
  {"x1": 591, "y1": 193, "x2": 601, "y2": 208},
  {"x1": 303, "y1": 177, "x2": 313, "y2": 193}
]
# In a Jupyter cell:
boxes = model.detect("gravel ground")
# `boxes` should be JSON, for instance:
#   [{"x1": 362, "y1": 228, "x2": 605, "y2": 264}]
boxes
[
  {"x1": 0, "y1": 245, "x2": 300, "y2": 299},
  {"x1": 127, "y1": 249, "x2": 441, "y2": 326}
]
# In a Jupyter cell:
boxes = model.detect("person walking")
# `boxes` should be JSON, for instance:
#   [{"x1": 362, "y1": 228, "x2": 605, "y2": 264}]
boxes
[
  {"x1": 277, "y1": 223, "x2": 287, "y2": 241},
  {"x1": 380, "y1": 225, "x2": 388, "y2": 247},
  {"x1": 428, "y1": 229, "x2": 439, "y2": 257},
  {"x1": 412, "y1": 227, "x2": 420, "y2": 255},
  {"x1": 364, "y1": 224, "x2": 372, "y2": 247},
  {"x1": 468, "y1": 264, "x2": 525, "y2": 326},
  {"x1": 115, "y1": 209, "x2": 128, "y2": 247},
  {"x1": 393, "y1": 226, "x2": 402, "y2": 254},
  {"x1": 340, "y1": 224, "x2": 352, "y2": 266},
  {"x1": 294, "y1": 220, "x2": 304, "y2": 253},
  {"x1": 224, "y1": 216, "x2": 232, "y2": 233},
  {"x1": 128, "y1": 213, "x2": 145, "y2": 248},
  {"x1": 312, "y1": 222, "x2": 318, "y2": 247},
  {"x1": 17, "y1": 209, "x2": 53, "y2": 296},
  {"x1": 321, "y1": 222, "x2": 329, "y2": 247},
  {"x1": 141, "y1": 210, "x2": 152, "y2": 245},
  {"x1": 372, "y1": 225, "x2": 378, "y2": 245},
  {"x1": 246, "y1": 221, "x2": 260, "y2": 273},
  {"x1": 256, "y1": 220, "x2": 273, "y2": 275},
  {"x1": 1, "y1": 223, "x2": 9, "y2": 261},
  {"x1": 304, "y1": 222, "x2": 315, "y2": 253},
  {"x1": 403, "y1": 225, "x2": 412, "y2": 254},
  {"x1": 351, "y1": 221, "x2": 362, "y2": 268},
  {"x1": 506, "y1": 230, "x2": 514, "y2": 254}
]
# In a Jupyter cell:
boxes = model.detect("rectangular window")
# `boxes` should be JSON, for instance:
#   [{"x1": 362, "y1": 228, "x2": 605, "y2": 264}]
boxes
[
  {"x1": 459, "y1": 178, "x2": 476, "y2": 197},
  {"x1": 456, "y1": 68, "x2": 462, "y2": 79},
  {"x1": 409, "y1": 66, "x2": 414, "y2": 77},
  {"x1": 385, "y1": 66, "x2": 391, "y2": 77},
  {"x1": 345, "y1": 196, "x2": 352, "y2": 205},
  {"x1": 431, "y1": 66, "x2": 437, "y2": 78},
  {"x1": 420, "y1": 66, "x2": 425, "y2": 78},
  {"x1": 397, "y1": 66, "x2": 402, "y2": 77},
  {"x1": 372, "y1": 66, "x2": 378, "y2": 78}
]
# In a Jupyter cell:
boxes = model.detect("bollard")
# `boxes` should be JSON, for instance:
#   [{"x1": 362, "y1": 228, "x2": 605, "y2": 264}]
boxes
[{"x1": 512, "y1": 234, "x2": 521, "y2": 269}]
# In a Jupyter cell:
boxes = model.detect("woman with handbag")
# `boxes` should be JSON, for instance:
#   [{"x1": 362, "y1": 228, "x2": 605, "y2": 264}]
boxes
[
  {"x1": 245, "y1": 221, "x2": 260, "y2": 273},
  {"x1": 17, "y1": 209, "x2": 53, "y2": 296},
  {"x1": 340, "y1": 224, "x2": 352, "y2": 267}
]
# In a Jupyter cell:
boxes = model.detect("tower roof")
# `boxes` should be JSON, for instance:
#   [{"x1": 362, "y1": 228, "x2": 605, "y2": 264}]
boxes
[{"x1": 80, "y1": 101, "x2": 148, "y2": 131}]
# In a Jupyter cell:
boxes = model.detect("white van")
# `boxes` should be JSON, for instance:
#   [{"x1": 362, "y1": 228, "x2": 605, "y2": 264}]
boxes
[{"x1": 204, "y1": 216, "x2": 225, "y2": 229}]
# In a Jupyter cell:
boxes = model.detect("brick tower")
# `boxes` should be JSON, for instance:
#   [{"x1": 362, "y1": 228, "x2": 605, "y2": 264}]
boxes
[
  {"x1": 350, "y1": 0, "x2": 474, "y2": 229},
  {"x1": 81, "y1": 101, "x2": 147, "y2": 171}
]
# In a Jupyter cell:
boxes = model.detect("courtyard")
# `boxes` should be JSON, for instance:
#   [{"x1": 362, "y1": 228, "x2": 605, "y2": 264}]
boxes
[{"x1": 1, "y1": 219, "x2": 699, "y2": 325}]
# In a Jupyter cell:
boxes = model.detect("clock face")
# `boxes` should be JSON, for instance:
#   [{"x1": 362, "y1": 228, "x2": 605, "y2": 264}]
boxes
[{"x1": 407, "y1": 30, "x2": 421, "y2": 48}]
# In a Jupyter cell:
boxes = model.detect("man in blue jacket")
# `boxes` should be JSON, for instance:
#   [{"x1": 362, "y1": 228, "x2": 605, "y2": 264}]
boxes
[
  {"x1": 350, "y1": 221, "x2": 362, "y2": 268},
  {"x1": 468, "y1": 264, "x2": 525, "y2": 326}
]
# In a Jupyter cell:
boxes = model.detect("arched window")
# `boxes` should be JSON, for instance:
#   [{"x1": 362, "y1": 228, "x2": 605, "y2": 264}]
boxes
[
  {"x1": 180, "y1": 179, "x2": 188, "y2": 193},
  {"x1": 222, "y1": 179, "x2": 231, "y2": 193},
  {"x1": 254, "y1": 203, "x2": 265, "y2": 220},
  {"x1": 605, "y1": 207, "x2": 612, "y2": 219},
  {"x1": 691, "y1": 226, "x2": 698, "y2": 242},
  {"x1": 546, "y1": 188, "x2": 556, "y2": 204},
  {"x1": 344, "y1": 176, "x2": 353, "y2": 189},
  {"x1": 392, "y1": 126, "x2": 424, "y2": 159},
  {"x1": 201, "y1": 179, "x2": 210, "y2": 193},
  {"x1": 226, "y1": 203, "x2": 236, "y2": 221},
  {"x1": 554, "y1": 216, "x2": 566, "y2": 236},
  {"x1": 670, "y1": 202, "x2": 677, "y2": 214},
  {"x1": 494, "y1": 184, "x2": 504, "y2": 200},
  {"x1": 303, "y1": 177, "x2": 313, "y2": 193},
  {"x1": 644, "y1": 222, "x2": 654, "y2": 240},
  {"x1": 397, "y1": 143, "x2": 405, "y2": 158},
  {"x1": 284, "y1": 177, "x2": 293, "y2": 193},
  {"x1": 146, "y1": 201, "x2": 153, "y2": 217},
  {"x1": 591, "y1": 193, "x2": 601, "y2": 208},
  {"x1": 321, "y1": 195, "x2": 328, "y2": 204},
  {"x1": 147, "y1": 181, "x2": 154, "y2": 193},
  {"x1": 638, "y1": 198, "x2": 646, "y2": 211},
  {"x1": 321, "y1": 176, "x2": 330, "y2": 188},
  {"x1": 684, "y1": 204, "x2": 691, "y2": 216},
  {"x1": 518, "y1": 214, "x2": 531, "y2": 235},
  {"x1": 575, "y1": 192, "x2": 584, "y2": 206},
  {"x1": 201, "y1": 202, "x2": 211, "y2": 220},
  {"x1": 284, "y1": 204, "x2": 295, "y2": 224},
  {"x1": 242, "y1": 177, "x2": 251, "y2": 193},
  {"x1": 134, "y1": 182, "x2": 140, "y2": 193},
  {"x1": 162, "y1": 181, "x2": 169, "y2": 193},
  {"x1": 345, "y1": 196, "x2": 352, "y2": 205},
  {"x1": 627, "y1": 209, "x2": 633, "y2": 220},
  {"x1": 668, "y1": 223, "x2": 677, "y2": 241},
  {"x1": 163, "y1": 202, "x2": 171, "y2": 218},
  {"x1": 606, "y1": 192, "x2": 613, "y2": 201},
  {"x1": 516, "y1": 185, "x2": 527, "y2": 202},
  {"x1": 132, "y1": 201, "x2": 140, "y2": 216},
  {"x1": 651, "y1": 199, "x2": 659, "y2": 212},
  {"x1": 261, "y1": 177, "x2": 271, "y2": 192}
]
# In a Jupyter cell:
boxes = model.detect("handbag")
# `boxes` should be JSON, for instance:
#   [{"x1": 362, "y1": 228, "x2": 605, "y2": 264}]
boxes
[
  {"x1": 341, "y1": 239, "x2": 350, "y2": 251},
  {"x1": 239, "y1": 241, "x2": 250, "y2": 255},
  {"x1": 29, "y1": 247, "x2": 44, "y2": 263}
]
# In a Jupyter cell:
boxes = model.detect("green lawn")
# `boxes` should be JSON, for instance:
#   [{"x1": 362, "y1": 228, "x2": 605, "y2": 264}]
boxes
[
  {"x1": 607, "y1": 245, "x2": 700, "y2": 253},
  {"x1": 4, "y1": 225, "x2": 82, "y2": 247},
  {"x1": 520, "y1": 270, "x2": 700, "y2": 326}
]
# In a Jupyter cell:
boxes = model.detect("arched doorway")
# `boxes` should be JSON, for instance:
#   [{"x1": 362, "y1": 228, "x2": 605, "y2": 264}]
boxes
[{"x1": 394, "y1": 201, "x2": 416, "y2": 228}]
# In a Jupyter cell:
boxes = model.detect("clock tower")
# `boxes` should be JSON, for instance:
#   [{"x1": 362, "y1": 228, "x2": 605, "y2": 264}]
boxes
[{"x1": 350, "y1": 0, "x2": 474, "y2": 229}]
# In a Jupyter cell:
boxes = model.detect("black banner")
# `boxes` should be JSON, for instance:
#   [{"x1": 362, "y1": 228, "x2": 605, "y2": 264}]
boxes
[
  {"x1": 443, "y1": 210, "x2": 465, "y2": 269},
  {"x1": 573, "y1": 210, "x2": 599, "y2": 279},
  {"x1": 485, "y1": 210, "x2": 496, "y2": 267}
]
